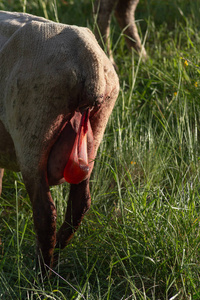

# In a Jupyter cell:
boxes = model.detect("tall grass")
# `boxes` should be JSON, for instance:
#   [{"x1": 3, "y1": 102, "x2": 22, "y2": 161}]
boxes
[{"x1": 1, "y1": 0, "x2": 200, "y2": 299}]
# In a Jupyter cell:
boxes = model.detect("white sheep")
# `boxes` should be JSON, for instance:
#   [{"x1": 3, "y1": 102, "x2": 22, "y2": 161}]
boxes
[{"x1": 0, "y1": 11, "x2": 119, "y2": 273}]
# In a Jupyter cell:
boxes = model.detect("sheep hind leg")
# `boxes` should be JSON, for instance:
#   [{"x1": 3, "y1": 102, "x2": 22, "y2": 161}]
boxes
[
  {"x1": 115, "y1": 0, "x2": 147, "y2": 60},
  {"x1": 56, "y1": 178, "x2": 91, "y2": 250},
  {"x1": 94, "y1": 0, "x2": 116, "y2": 62},
  {"x1": 22, "y1": 173, "x2": 57, "y2": 275}
]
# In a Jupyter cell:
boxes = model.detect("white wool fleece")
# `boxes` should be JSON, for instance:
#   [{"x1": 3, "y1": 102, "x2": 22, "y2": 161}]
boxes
[{"x1": 0, "y1": 11, "x2": 119, "y2": 177}]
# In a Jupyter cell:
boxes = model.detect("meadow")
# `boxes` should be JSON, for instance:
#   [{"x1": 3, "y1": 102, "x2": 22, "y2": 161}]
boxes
[{"x1": 0, "y1": 0, "x2": 200, "y2": 299}]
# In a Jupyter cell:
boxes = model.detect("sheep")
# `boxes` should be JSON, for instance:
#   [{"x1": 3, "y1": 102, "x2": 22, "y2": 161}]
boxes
[
  {"x1": 0, "y1": 11, "x2": 119, "y2": 273},
  {"x1": 94, "y1": 0, "x2": 147, "y2": 62}
]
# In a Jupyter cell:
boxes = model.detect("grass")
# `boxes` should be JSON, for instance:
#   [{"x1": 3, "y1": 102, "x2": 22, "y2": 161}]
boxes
[{"x1": 1, "y1": 0, "x2": 200, "y2": 299}]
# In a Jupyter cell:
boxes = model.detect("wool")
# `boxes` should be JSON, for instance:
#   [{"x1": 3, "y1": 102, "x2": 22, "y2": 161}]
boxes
[
  {"x1": 0, "y1": 11, "x2": 118, "y2": 174},
  {"x1": 0, "y1": 11, "x2": 119, "y2": 270}
]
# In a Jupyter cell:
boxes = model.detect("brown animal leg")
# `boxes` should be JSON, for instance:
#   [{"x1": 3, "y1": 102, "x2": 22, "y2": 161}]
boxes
[
  {"x1": 114, "y1": 0, "x2": 147, "y2": 59},
  {"x1": 0, "y1": 168, "x2": 4, "y2": 196},
  {"x1": 56, "y1": 178, "x2": 91, "y2": 249},
  {"x1": 22, "y1": 174, "x2": 57, "y2": 272},
  {"x1": 94, "y1": 0, "x2": 116, "y2": 61},
  {"x1": 56, "y1": 79, "x2": 118, "y2": 251}
]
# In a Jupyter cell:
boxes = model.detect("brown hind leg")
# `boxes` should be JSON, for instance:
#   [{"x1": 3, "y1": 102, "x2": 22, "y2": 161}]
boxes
[
  {"x1": 22, "y1": 172, "x2": 57, "y2": 274},
  {"x1": 114, "y1": 0, "x2": 147, "y2": 59},
  {"x1": 55, "y1": 78, "x2": 118, "y2": 255},
  {"x1": 56, "y1": 178, "x2": 91, "y2": 249},
  {"x1": 94, "y1": 0, "x2": 116, "y2": 62}
]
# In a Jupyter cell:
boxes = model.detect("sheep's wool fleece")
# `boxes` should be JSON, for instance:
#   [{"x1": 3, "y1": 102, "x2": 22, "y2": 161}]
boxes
[
  {"x1": 0, "y1": 11, "x2": 119, "y2": 174},
  {"x1": 0, "y1": 10, "x2": 112, "y2": 118}
]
